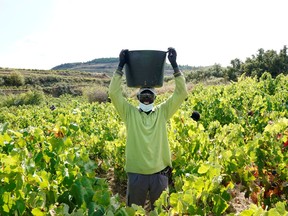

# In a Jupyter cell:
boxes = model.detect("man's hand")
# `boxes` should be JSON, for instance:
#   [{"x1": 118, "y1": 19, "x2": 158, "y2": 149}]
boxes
[
  {"x1": 118, "y1": 49, "x2": 128, "y2": 69},
  {"x1": 168, "y1": 47, "x2": 178, "y2": 69}
]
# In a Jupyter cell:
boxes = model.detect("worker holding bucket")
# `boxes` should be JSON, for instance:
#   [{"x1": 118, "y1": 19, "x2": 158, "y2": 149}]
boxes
[{"x1": 108, "y1": 47, "x2": 188, "y2": 210}]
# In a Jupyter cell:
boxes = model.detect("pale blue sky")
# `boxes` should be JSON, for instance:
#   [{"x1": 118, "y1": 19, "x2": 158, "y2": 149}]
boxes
[{"x1": 0, "y1": 0, "x2": 287, "y2": 70}]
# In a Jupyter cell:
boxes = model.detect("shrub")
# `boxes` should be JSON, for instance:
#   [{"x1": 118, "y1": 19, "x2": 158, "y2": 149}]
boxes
[
  {"x1": 0, "y1": 77, "x2": 4, "y2": 86},
  {"x1": 5, "y1": 71, "x2": 25, "y2": 86},
  {"x1": 22, "y1": 91, "x2": 44, "y2": 105},
  {"x1": 83, "y1": 86, "x2": 108, "y2": 103},
  {"x1": 43, "y1": 84, "x2": 82, "y2": 97},
  {"x1": 0, "y1": 90, "x2": 44, "y2": 107}
]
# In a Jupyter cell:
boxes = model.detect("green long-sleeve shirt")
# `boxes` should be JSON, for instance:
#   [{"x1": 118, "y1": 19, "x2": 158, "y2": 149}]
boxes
[{"x1": 108, "y1": 70, "x2": 188, "y2": 174}]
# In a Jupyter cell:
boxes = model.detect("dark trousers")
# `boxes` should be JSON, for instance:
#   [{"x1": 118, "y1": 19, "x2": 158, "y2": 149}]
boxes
[{"x1": 126, "y1": 172, "x2": 168, "y2": 210}]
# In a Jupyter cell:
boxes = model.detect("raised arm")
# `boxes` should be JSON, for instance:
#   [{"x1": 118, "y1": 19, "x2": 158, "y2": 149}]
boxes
[
  {"x1": 108, "y1": 49, "x2": 130, "y2": 120},
  {"x1": 161, "y1": 47, "x2": 188, "y2": 119}
]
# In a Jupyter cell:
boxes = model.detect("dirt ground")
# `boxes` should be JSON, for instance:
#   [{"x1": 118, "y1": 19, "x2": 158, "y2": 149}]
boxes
[{"x1": 226, "y1": 184, "x2": 254, "y2": 215}]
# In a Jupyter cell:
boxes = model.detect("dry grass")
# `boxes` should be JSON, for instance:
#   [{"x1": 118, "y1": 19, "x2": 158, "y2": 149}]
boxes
[{"x1": 82, "y1": 85, "x2": 109, "y2": 103}]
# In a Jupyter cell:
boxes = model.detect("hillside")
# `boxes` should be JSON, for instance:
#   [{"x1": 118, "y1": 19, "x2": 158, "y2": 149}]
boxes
[
  {"x1": 51, "y1": 58, "x2": 119, "y2": 75},
  {"x1": 0, "y1": 58, "x2": 201, "y2": 99},
  {"x1": 0, "y1": 68, "x2": 110, "y2": 97},
  {"x1": 51, "y1": 57, "x2": 195, "y2": 76},
  {"x1": 3, "y1": 46, "x2": 287, "y2": 99}
]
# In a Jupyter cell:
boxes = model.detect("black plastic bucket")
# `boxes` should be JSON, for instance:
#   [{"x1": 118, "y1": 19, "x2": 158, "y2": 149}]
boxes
[{"x1": 125, "y1": 50, "x2": 167, "y2": 88}]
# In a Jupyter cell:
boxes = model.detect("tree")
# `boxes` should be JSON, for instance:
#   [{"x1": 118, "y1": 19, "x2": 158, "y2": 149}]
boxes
[
  {"x1": 210, "y1": 64, "x2": 223, "y2": 77},
  {"x1": 279, "y1": 45, "x2": 288, "y2": 74},
  {"x1": 240, "y1": 46, "x2": 288, "y2": 78},
  {"x1": 263, "y1": 49, "x2": 280, "y2": 77},
  {"x1": 224, "y1": 58, "x2": 243, "y2": 81}
]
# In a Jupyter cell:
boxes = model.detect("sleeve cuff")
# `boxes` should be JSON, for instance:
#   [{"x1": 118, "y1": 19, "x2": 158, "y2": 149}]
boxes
[
  {"x1": 173, "y1": 67, "x2": 182, "y2": 77},
  {"x1": 115, "y1": 68, "x2": 124, "y2": 76},
  {"x1": 173, "y1": 66, "x2": 180, "y2": 73}
]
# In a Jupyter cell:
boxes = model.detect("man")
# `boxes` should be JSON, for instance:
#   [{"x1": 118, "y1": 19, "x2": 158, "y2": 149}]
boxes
[{"x1": 108, "y1": 47, "x2": 188, "y2": 209}]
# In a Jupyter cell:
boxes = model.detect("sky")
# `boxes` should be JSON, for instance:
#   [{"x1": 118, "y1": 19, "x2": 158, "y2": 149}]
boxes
[{"x1": 0, "y1": 0, "x2": 287, "y2": 70}]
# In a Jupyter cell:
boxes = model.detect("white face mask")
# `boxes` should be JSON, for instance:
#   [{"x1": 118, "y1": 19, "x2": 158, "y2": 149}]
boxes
[{"x1": 139, "y1": 102, "x2": 154, "y2": 112}]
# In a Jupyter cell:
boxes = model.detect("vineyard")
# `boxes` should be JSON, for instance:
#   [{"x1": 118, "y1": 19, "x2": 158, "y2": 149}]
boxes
[{"x1": 0, "y1": 72, "x2": 287, "y2": 215}]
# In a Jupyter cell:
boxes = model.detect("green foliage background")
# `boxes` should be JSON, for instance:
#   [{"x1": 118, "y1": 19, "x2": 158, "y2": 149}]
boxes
[
  {"x1": 0, "y1": 73, "x2": 287, "y2": 215},
  {"x1": 0, "y1": 46, "x2": 288, "y2": 215}
]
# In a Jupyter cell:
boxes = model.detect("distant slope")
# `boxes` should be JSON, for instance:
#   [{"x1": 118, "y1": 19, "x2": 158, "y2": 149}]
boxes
[
  {"x1": 0, "y1": 68, "x2": 111, "y2": 97},
  {"x1": 51, "y1": 57, "x2": 195, "y2": 76},
  {"x1": 51, "y1": 58, "x2": 119, "y2": 76}
]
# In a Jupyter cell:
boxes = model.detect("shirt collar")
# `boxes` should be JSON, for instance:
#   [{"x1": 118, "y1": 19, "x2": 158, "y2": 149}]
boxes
[{"x1": 138, "y1": 107, "x2": 155, "y2": 113}]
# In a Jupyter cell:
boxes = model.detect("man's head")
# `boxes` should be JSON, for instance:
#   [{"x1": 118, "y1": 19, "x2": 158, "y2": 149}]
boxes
[{"x1": 137, "y1": 88, "x2": 156, "y2": 104}]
